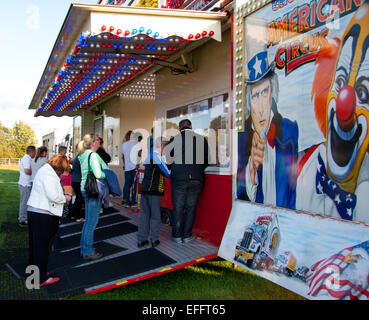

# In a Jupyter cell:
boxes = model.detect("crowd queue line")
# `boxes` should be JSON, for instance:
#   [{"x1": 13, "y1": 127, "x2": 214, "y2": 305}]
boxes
[{"x1": 17, "y1": 119, "x2": 209, "y2": 287}]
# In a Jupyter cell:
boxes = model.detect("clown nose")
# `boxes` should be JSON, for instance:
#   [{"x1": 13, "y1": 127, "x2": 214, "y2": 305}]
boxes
[{"x1": 336, "y1": 85, "x2": 356, "y2": 132}]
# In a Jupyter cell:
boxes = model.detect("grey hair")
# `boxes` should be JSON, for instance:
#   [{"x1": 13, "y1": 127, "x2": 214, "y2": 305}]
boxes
[{"x1": 244, "y1": 71, "x2": 279, "y2": 120}]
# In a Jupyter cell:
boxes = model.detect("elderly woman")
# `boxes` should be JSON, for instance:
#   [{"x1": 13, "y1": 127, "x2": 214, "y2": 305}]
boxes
[
  {"x1": 27, "y1": 154, "x2": 71, "y2": 286},
  {"x1": 78, "y1": 133, "x2": 108, "y2": 260}
]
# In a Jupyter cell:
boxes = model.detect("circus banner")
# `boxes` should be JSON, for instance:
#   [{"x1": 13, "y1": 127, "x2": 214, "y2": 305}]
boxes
[
  {"x1": 218, "y1": 201, "x2": 369, "y2": 300},
  {"x1": 222, "y1": 0, "x2": 369, "y2": 299},
  {"x1": 235, "y1": 0, "x2": 369, "y2": 224}
]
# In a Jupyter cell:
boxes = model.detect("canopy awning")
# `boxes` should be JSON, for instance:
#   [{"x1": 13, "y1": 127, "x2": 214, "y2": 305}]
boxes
[{"x1": 29, "y1": 3, "x2": 227, "y2": 117}]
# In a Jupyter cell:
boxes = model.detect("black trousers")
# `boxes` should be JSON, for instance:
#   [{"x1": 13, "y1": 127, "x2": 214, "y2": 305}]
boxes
[
  {"x1": 71, "y1": 182, "x2": 85, "y2": 219},
  {"x1": 171, "y1": 180, "x2": 203, "y2": 239},
  {"x1": 27, "y1": 211, "x2": 60, "y2": 283}
]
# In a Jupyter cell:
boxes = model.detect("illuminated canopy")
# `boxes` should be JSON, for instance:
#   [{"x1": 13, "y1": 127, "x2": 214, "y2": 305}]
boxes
[{"x1": 28, "y1": 4, "x2": 227, "y2": 117}]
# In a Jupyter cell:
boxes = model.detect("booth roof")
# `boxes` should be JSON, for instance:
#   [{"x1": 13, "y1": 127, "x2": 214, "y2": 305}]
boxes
[{"x1": 28, "y1": 3, "x2": 227, "y2": 117}]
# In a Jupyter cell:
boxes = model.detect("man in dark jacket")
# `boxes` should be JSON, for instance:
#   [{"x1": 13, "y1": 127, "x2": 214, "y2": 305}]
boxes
[
  {"x1": 165, "y1": 119, "x2": 209, "y2": 243},
  {"x1": 96, "y1": 137, "x2": 111, "y2": 165}
]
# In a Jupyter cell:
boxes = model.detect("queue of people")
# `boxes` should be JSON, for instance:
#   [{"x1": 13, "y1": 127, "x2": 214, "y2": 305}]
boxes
[
  {"x1": 17, "y1": 118, "x2": 208, "y2": 287},
  {"x1": 123, "y1": 119, "x2": 209, "y2": 248},
  {"x1": 17, "y1": 133, "x2": 112, "y2": 285}
]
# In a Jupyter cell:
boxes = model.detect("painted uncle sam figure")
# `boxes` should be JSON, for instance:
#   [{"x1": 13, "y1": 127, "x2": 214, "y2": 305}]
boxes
[{"x1": 237, "y1": 50, "x2": 299, "y2": 209}]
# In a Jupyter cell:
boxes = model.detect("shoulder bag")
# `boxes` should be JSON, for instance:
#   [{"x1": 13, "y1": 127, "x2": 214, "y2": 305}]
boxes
[{"x1": 84, "y1": 152, "x2": 99, "y2": 198}]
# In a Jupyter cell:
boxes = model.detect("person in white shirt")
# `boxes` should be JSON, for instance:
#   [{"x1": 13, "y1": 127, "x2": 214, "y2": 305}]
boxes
[
  {"x1": 121, "y1": 131, "x2": 142, "y2": 207},
  {"x1": 27, "y1": 154, "x2": 71, "y2": 286},
  {"x1": 31, "y1": 146, "x2": 48, "y2": 183},
  {"x1": 18, "y1": 146, "x2": 36, "y2": 227}
]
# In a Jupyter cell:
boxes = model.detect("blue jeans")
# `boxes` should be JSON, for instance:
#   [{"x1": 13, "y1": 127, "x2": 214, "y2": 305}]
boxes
[
  {"x1": 171, "y1": 180, "x2": 203, "y2": 239},
  {"x1": 80, "y1": 191, "x2": 102, "y2": 256},
  {"x1": 123, "y1": 169, "x2": 137, "y2": 204}
]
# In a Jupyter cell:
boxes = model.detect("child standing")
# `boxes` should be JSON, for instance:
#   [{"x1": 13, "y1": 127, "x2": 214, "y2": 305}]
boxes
[{"x1": 137, "y1": 138, "x2": 170, "y2": 248}]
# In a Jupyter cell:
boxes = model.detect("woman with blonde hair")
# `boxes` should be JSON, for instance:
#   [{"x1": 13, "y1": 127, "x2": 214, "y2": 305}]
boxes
[
  {"x1": 78, "y1": 133, "x2": 108, "y2": 260},
  {"x1": 27, "y1": 154, "x2": 71, "y2": 286}
]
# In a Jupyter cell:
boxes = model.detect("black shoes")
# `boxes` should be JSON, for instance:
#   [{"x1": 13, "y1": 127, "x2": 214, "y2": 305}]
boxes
[
  {"x1": 18, "y1": 221, "x2": 28, "y2": 228},
  {"x1": 138, "y1": 240, "x2": 149, "y2": 248},
  {"x1": 152, "y1": 240, "x2": 160, "y2": 248},
  {"x1": 138, "y1": 240, "x2": 160, "y2": 248}
]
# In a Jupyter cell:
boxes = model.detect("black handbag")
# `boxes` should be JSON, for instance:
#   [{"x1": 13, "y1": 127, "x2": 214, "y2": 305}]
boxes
[{"x1": 84, "y1": 152, "x2": 99, "y2": 198}]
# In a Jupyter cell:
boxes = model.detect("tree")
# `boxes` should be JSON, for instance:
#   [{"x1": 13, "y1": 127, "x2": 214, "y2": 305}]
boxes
[
  {"x1": 0, "y1": 121, "x2": 37, "y2": 158},
  {"x1": 0, "y1": 122, "x2": 12, "y2": 158}
]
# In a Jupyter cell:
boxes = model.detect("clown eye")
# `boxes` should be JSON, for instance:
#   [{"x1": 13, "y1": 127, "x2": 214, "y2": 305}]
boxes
[
  {"x1": 356, "y1": 86, "x2": 368, "y2": 103},
  {"x1": 355, "y1": 78, "x2": 369, "y2": 105},
  {"x1": 335, "y1": 75, "x2": 346, "y2": 92}
]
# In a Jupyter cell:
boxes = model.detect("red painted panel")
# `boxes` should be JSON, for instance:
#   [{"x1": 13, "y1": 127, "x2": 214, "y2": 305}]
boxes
[
  {"x1": 161, "y1": 174, "x2": 232, "y2": 247},
  {"x1": 138, "y1": 169, "x2": 232, "y2": 247}
]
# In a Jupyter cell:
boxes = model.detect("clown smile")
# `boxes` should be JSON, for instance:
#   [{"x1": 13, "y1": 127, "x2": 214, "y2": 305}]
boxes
[{"x1": 327, "y1": 100, "x2": 367, "y2": 181}]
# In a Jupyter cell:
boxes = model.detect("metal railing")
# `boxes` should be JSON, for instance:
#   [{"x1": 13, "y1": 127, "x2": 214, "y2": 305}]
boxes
[{"x1": 0, "y1": 158, "x2": 21, "y2": 166}]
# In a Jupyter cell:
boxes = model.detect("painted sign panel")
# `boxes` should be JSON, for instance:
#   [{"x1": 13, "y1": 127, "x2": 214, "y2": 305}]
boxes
[
  {"x1": 221, "y1": 0, "x2": 369, "y2": 300},
  {"x1": 236, "y1": 0, "x2": 369, "y2": 224},
  {"x1": 218, "y1": 201, "x2": 369, "y2": 300}
]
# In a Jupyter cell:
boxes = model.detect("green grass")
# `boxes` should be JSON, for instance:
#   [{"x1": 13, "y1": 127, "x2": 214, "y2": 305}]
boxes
[{"x1": 0, "y1": 167, "x2": 305, "y2": 300}]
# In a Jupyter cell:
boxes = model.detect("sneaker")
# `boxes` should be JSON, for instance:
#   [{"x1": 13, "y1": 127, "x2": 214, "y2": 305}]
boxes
[
  {"x1": 130, "y1": 202, "x2": 137, "y2": 208},
  {"x1": 171, "y1": 237, "x2": 183, "y2": 243},
  {"x1": 18, "y1": 221, "x2": 28, "y2": 228},
  {"x1": 40, "y1": 277, "x2": 60, "y2": 286},
  {"x1": 121, "y1": 201, "x2": 130, "y2": 208},
  {"x1": 138, "y1": 240, "x2": 149, "y2": 248},
  {"x1": 183, "y1": 235, "x2": 196, "y2": 243},
  {"x1": 152, "y1": 240, "x2": 160, "y2": 248},
  {"x1": 82, "y1": 251, "x2": 103, "y2": 261}
]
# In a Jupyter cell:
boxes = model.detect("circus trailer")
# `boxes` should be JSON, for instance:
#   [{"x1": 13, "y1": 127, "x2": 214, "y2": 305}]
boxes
[
  {"x1": 8, "y1": 0, "x2": 368, "y2": 301},
  {"x1": 218, "y1": 0, "x2": 369, "y2": 301}
]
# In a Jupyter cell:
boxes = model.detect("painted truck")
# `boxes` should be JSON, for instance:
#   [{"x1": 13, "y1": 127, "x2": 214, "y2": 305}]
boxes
[
  {"x1": 234, "y1": 214, "x2": 280, "y2": 270},
  {"x1": 273, "y1": 251, "x2": 297, "y2": 277}
]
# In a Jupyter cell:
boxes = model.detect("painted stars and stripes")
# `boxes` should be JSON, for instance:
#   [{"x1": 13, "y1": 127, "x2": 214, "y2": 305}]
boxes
[
  {"x1": 315, "y1": 154, "x2": 356, "y2": 221},
  {"x1": 306, "y1": 240, "x2": 369, "y2": 300}
]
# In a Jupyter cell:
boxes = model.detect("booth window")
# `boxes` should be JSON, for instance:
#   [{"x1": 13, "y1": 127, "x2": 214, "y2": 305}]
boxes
[{"x1": 166, "y1": 93, "x2": 231, "y2": 174}]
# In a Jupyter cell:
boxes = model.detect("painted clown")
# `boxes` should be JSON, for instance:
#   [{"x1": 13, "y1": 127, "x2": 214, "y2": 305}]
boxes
[{"x1": 297, "y1": 0, "x2": 369, "y2": 224}]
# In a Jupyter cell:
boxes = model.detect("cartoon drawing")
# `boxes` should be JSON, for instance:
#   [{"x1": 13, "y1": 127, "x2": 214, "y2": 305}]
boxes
[
  {"x1": 297, "y1": 0, "x2": 369, "y2": 223},
  {"x1": 307, "y1": 240, "x2": 369, "y2": 300},
  {"x1": 272, "y1": 251, "x2": 297, "y2": 277},
  {"x1": 234, "y1": 214, "x2": 280, "y2": 270},
  {"x1": 237, "y1": 43, "x2": 299, "y2": 209}
]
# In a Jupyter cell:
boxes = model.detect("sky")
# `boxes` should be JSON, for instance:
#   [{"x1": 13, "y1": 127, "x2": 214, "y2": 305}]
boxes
[{"x1": 0, "y1": 0, "x2": 98, "y2": 146}]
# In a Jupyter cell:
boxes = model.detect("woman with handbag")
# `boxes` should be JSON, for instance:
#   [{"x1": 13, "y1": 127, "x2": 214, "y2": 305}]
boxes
[
  {"x1": 27, "y1": 154, "x2": 71, "y2": 286},
  {"x1": 78, "y1": 134, "x2": 108, "y2": 260}
]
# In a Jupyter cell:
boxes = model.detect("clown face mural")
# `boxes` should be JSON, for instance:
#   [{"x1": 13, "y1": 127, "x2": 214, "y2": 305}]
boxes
[
  {"x1": 326, "y1": 2, "x2": 369, "y2": 194},
  {"x1": 297, "y1": 0, "x2": 369, "y2": 224}
]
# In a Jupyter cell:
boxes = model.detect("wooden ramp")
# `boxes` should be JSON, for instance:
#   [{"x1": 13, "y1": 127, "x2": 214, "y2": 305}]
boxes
[{"x1": 6, "y1": 202, "x2": 218, "y2": 298}]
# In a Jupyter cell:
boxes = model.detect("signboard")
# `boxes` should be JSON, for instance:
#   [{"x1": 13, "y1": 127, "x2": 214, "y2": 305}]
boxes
[
  {"x1": 219, "y1": 201, "x2": 369, "y2": 300},
  {"x1": 235, "y1": 0, "x2": 369, "y2": 223},
  {"x1": 219, "y1": 0, "x2": 369, "y2": 300}
]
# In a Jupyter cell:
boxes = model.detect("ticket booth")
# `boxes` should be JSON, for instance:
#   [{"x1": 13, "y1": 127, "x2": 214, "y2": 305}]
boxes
[{"x1": 15, "y1": 0, "x2": 369, "y2": 300}]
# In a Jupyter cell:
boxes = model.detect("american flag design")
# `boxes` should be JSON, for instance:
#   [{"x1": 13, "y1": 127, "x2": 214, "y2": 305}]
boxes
[
  {"x1": 306, "y1": 240, "x2": 369, "y2": 300},
  {"x1": 315, "y1": 154, "x2": 357, "y2": 221}
]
